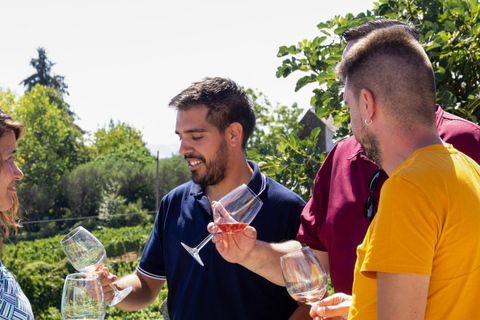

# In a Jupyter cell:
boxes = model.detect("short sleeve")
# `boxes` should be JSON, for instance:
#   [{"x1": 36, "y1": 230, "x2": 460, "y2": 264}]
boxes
[
  {"x1": 361, "y1": 176, "x2": 439, "y2": 277},
  {"x1": 137, "y1": 203, "x2": 166, "y2": 279}
]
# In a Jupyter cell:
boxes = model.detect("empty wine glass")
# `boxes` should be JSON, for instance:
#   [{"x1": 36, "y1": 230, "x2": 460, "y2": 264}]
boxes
[
  {"x1": 61, "y1": 273, "x2": 106, "y2": 320},
  {"x1": 280, "y1": 246, "x2": 328, "y2": 306},
  {"x1": 181, "y1": 183, "x2": 263, "y2": 266},
  {"x1": 61, "y1": 226, "x2": 132, "y2": 306}
]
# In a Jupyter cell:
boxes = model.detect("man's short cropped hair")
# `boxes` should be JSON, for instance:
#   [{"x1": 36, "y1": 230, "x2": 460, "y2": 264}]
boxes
[
  {"x1": 169, "y1": 77, "x2": 255, "y2": 149},
  {"x1": 337, "y1": 26, "x2": 436, "y2": 128}
]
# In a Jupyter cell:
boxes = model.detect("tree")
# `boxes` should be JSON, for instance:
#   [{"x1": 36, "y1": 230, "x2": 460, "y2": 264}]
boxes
[
  {"x1": 89, "y1": 120, "x2": 155, "y2": 167},
  {"x1": 276, "y1": 0, "x2": 479, "y2": 133},
  {"x1": 20, "y1": 47, "x2": 69, "y2": 95},
  {"x1": 246, "y1": 88, "x2": 304, "y2": 155},
  {"x1": 246, "y1": 89, "x2": 325, "y2": 200},
  {"x1": 250, "y1": 0, "x2": 480, "y2": 198},
  {"x1": 0, "y1": 88, "x2": 18, "y2": 115},
  {"x1": 13, "y1": 85, "x2": 87, "y2": 223},
  {"x1": 60, "y1": 155, "x2": 190, "y2": 227}
]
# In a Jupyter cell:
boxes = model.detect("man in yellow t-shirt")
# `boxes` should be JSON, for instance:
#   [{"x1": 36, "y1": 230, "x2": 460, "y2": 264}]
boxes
[
  {"x1": 350, "y1": 144, "x2": 480, "y2": 319},
  {"x1": 310, "y1": 25, "x2": 480, "y2": 319}
]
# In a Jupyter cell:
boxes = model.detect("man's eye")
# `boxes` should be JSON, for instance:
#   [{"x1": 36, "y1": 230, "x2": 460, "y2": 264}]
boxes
[{"x1": 192, "y1": 136, "x2": 202, "y2": 141}]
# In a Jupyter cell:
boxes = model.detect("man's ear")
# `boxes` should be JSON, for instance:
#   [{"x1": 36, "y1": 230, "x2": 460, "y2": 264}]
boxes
[
  {"x1": 226, "y1": 122, "x2": 243, "y2": 147},
  {"x1": 360, "y1": 88, "x2": 376, "y2": 123}
]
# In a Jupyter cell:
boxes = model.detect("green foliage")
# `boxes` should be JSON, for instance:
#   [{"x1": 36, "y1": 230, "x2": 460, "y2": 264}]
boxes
[
  {"x1": 267, "y1": 0, "x2": 480, "y2": 191},
  {"x1": 246, "y1": 89, "x2": 326, "y2": 199},
  {"x1": 3, "y1": 225, "x2": 166, "y2": 319},
  {"x1": 14, "y1": 85, "x2": 85, "y2": 185},
  {"x1": 253, "y1": 128, "x2": 326, "y2": 200},
  {"x1": 276, "y1": 13, "x2": 371, "y2": 138},
  {"x1": 155, "y1": 155, "x2": 190, "y2": 201},
  {"x1": 246, "y1": 88, "x2": 304, "y2": 155},
  {"x1": 276, "y1": 0, "x2": 480, "y2": 129},
  {"x1": 20, "y1": 47, "x2": 69, "y2": 95},
  {"x1": 60, "y1": 155, "x2": 189, "y2": 223},
  {"x1": 0, "y1": 88, "x2": 18, "y2": 114},
  {"x1": 98, "y1": 181, "x2": 127, "y2": 220},
  {"x1": 89, "y1": 120, "x2": 155, "y2": 166},
  {"x1": 12, "y1": 85, "x2": 87, "y2": 224},
  {"x1": 60, "y1": 161, "x2": 104, "y2": 218}
]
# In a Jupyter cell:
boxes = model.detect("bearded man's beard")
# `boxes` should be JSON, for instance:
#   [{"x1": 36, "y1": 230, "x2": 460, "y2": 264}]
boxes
[{"x1": 191, "y1": 139, "x2": 229, "y2": 187}]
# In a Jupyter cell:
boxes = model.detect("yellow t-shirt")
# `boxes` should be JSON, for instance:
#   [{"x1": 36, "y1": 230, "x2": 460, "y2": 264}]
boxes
[{"x1": 349, "y1": 144, "x2": 480, "y2": 319}]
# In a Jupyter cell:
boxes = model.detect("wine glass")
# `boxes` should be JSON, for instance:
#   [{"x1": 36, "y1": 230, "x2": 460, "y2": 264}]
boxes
[
  {"x1": 181, "y1": 183, "x2": 263, "y2": 266},
  {"x1": 61, "y1": 273, "x2": 106, "y2": 320},
  {"x1": 61, "y1": 226, "x2": 133, "y2": 306},
  {"x1": 280, "y1": 246, "x2": 328, "y2": 306}
]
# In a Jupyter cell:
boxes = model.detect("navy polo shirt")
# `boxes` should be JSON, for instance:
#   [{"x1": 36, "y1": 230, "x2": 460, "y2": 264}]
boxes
[{"x1": 137, "y1": 161, "x2": 305, "y2": 320}]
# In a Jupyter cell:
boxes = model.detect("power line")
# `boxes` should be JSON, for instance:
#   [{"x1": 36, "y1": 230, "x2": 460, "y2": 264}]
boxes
[{"x1": 18, "y1": 211, "x2": 158, "y2": 225}]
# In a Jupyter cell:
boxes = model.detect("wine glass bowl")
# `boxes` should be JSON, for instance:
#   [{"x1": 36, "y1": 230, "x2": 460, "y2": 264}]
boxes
[
  {"x1": 61, "y1": 226, "x2": 133, "y2": 306},
  {"x1": 61, "y1": 227, "x2": 106, "y2": 273},
  {"x1": 280, "y1": 246, "x2": 328, "y2": 306},
  {"x1": 181, "y1": 183, "x2": 263, "y2": 266},
  {"x1": 212, "y1": 184, "x2": 262, "y2": 233},
  {"x1": 61, "y1": 273, "x2": 106, "y2": 320}
]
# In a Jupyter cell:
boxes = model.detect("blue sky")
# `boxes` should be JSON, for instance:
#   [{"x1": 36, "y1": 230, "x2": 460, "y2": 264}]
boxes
[{"x1": 0, "y1": 0, "x2": 375, "y2": 157}]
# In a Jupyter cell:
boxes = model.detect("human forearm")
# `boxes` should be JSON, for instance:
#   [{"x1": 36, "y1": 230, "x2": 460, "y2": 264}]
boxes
[
  {"x1": 240, "y1": 240, "x2": 303, "y2": 286},
  {"x1": 211, "y1": 224, "x2": 306, "y2": 285},
  {"x1": 114, "y1": 272, "x2": 165, "y2": 311}
]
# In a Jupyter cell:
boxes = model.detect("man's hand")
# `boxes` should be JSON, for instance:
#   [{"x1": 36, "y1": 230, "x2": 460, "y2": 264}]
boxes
[
  {"x1": 97, "y1": 267, "x2": 118, "y2": 304},
  {"x1": 310, "y1": 293, "x2": 352, "y2": 320},
  {"x1": 208, "y1": 222, "x2": 257, "y2": 264},
  {"x1": 209, "y1": 219, "x2": 305, "y2": 286}
]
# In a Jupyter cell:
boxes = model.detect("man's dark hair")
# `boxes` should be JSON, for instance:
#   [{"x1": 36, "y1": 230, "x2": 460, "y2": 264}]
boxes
[
  {"x1": 342, "y1": 19, "x2": 420, "y2": 42},
  {"x1": 169, "y1": 77, "x2": 255, "y2": 149}
]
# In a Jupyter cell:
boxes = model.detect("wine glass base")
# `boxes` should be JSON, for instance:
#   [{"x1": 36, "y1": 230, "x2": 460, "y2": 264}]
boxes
[
  {"x1": 109, "y1": 286, "x2": 133, "y2": 306},
  {"x1": 181, "y1": 242, "x2": 205, "y2": 267}
]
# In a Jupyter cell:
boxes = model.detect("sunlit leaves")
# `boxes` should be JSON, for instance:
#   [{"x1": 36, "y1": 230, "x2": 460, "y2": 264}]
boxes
[
  {"x1": 10, "y1": 85, "x2": 87, "y2": 222},
  {"x1": 89, "y1": 120, "x2": 155, "y2": 167},
  {"x1": 253, "y1": 128, "x2": 326, "y2": 200},
  {"x1": 266, "y1": 0, "x2": 479, "y2": 195}
]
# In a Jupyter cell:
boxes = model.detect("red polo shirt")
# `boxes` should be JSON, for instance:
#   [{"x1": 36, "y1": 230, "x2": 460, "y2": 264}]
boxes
[{"x1": 297, "y1": 105, "x2": 480, "y2": 294}]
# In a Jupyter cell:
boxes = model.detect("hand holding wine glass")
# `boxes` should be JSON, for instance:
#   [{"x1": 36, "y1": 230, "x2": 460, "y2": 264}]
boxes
[
  {"x1": 280, "y1": 246, "x2": 328, "y2": 306},
  {"x1": 61, "y1": 226, "x2": 132, "y2": 306},
  {"x1": 61, "y1": 273, "x2": 106, "y2": 320},
  {"x1": 181, "y1": 183, "x2": 263, "y2": 266}
]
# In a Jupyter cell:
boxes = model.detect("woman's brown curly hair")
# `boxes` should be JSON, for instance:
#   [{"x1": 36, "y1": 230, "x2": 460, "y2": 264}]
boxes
[{"x1": 0, "y1": 111, "x2": 25, "y2": 244}]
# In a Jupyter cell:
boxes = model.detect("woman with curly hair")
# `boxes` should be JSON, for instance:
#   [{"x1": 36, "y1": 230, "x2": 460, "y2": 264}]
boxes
[{"x1": 0, "y1": 110, "x2": 33, "y2": 319}]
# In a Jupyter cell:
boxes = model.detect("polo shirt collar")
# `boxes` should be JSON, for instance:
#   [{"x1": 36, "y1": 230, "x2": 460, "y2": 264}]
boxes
[
  {"x1": 434, "y1": 104, "x2": 443, "y2": 128},
  {"x1": 347, "y1": 142, "x2": 364, "y2": 160},
  {"x1": 245, "y1": 160, "x2": 265, "y2": 196},
  {"x1": 189, "y1": 160, "x2": 264, "y2": 198}
]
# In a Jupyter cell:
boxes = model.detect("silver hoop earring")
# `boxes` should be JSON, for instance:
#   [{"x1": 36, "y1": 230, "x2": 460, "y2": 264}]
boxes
[{"x1": 365, "y1": 119, "x2": 372, "y2": 126}]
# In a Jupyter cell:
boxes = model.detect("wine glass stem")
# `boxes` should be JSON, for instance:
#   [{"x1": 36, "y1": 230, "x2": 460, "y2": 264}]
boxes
[
  {"x1": 110, "y1": 284, "x2": 119, "y2": 294},
  {"x1": 195, "y1": 233, "x2": 215, "y2": 252}
]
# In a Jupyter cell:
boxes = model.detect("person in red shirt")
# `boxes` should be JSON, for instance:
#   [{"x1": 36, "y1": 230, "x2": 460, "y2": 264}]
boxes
[{"x1": 209, "y1": 19, "x2": 480, "y2": 319}]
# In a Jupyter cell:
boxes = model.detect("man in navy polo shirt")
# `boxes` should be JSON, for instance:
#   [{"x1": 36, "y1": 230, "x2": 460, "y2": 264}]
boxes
[{"x1": 100, "y1": 77, "x2": 306, "y2": 319}]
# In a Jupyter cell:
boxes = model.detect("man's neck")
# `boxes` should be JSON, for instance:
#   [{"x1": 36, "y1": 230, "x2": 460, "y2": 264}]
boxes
[
  {"x1": 381, "y1": 128, "x2": 443, "y2": 175},
  {"x1": 205, "y1": 159, "x2": 254, "y2": 202}
]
